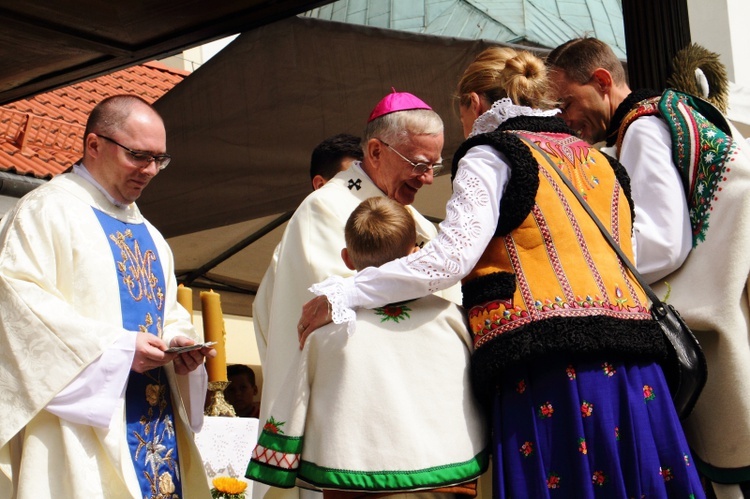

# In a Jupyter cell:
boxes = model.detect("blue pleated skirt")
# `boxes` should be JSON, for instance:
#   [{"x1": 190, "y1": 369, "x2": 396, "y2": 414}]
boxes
[{"x1": 492, "y1": 357, "x2": 705, "y2": 499}]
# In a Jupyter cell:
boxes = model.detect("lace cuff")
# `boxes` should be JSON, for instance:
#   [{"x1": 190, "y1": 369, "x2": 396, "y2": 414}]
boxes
[{"x1": 309, "y1": 275, "x2": 358, "y2": 335}]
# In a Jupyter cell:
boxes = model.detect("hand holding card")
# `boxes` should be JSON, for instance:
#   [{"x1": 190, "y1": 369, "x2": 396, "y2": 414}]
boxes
[{"x1": 165, "y1": 341, "x2": 217, "y2": 354}]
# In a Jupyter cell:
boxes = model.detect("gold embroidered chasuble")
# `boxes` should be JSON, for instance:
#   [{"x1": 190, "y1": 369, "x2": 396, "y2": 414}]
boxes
[{"x1": 0, "y1": 173, "x2": 210, "y2": 499}]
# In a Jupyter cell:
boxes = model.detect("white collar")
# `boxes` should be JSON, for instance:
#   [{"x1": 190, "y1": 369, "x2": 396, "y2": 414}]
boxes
[
  {"x1": 469, "y1": 98, "x2": 560, "y2": 138},
  {"x1": 72, "y1": 162, "x2": 130, "y2": 208}
]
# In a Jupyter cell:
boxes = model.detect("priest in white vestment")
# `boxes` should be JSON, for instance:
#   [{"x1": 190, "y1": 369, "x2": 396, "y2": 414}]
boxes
[
  {"x1": 0, "y1": 95, "x2": 212, "y2": 499},
  {"x1": 251, "y1": 91, "x2": 461, "y2": 499}
]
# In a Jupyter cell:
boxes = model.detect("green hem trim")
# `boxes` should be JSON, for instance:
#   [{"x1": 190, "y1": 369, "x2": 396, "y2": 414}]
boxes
[
  {"x1": 246, "y1": 460, "x2": 297, "y2": 488},
  {"x1": 693, "y1": 451, "x2": 750, "y2": 484},
  {"x1": 298, "y1": 448, "x2": 490, "y2": 491},
  {"x1": 257, "y1": 430, "x2": 303, "y2": 454}
]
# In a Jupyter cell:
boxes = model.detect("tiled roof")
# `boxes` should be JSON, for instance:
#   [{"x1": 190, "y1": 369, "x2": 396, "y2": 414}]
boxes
[{"x1": 0, "y1": 61, "x2": 188, "y2": 179}]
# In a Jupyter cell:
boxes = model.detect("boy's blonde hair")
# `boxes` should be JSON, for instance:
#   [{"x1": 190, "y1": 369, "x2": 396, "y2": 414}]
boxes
[{"x1": 345, "y1": 197, "x2": 416, "y2": 270}]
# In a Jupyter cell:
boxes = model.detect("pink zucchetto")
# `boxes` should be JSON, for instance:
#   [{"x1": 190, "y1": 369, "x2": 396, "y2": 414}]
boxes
[{"x1": 367, "y1": 88, "x2": 433, "y2": 123}]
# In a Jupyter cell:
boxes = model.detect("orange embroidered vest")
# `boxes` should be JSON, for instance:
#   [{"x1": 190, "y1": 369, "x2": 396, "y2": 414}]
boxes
[
  {"x1": 451, "y1": 123, "x2": 666, "y2": 399},
  {"x1": 465, "y1": 130, "x2": 651, "y2": 347}
]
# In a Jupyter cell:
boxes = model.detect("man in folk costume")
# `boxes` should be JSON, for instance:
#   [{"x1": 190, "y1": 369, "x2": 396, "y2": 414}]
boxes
[
  {"x1": 548, "y1": 37, "x2": 750, "y2": 497},
  {"x1": 252, "y1": 90, "x2": 460, "y2": 499},
  {"x1": 0, "y1": 95, "x2": 213, "y2": 499}
]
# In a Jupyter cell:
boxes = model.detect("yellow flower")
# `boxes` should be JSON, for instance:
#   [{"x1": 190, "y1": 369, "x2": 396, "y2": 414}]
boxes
[{"x1": 212, "y1": 476, "x2": 248, "y2": 495}]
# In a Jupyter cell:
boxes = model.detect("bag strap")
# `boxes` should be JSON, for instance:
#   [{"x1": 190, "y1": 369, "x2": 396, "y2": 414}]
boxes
[{"x1": 519, "y1": 136, "x2": 669, "y2": 316}]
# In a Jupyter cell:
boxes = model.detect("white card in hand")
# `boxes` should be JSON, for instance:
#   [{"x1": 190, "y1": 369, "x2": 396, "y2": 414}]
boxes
[{"x1": 165, "y1": 341, "x2": 217, "y2": 354}]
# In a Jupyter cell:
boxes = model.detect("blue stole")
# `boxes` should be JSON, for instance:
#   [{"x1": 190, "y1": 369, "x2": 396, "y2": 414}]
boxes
[{"x1": 94, "y1": 209, "x2": 182, "y2": 499}]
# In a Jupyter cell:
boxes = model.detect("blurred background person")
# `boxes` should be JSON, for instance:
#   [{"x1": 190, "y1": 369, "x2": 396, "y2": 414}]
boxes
[{"x1": 226, "y1": 364, "x2": 261, "y2": 418}]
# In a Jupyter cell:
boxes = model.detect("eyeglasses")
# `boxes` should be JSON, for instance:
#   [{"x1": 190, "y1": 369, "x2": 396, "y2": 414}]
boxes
[
  {"x1": 377, "y1": 139, "x2": 443, "y2": 176},
  {"x1": 96, "y1": 134, "x2": 172, "y2": 170}
]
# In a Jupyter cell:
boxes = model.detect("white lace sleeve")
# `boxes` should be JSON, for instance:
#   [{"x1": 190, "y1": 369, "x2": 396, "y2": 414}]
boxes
[
  {"x1": 309, "y1": 274, "x2": 357, "y2": 334},
  {"x1": 310, "y1": 145, "x2": 511, "y2": 326}
]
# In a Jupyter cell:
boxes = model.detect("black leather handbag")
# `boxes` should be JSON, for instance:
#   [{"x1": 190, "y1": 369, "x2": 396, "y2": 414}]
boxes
[{"x1": 522, "y1": 137, "x2": 708, "y2": 419}]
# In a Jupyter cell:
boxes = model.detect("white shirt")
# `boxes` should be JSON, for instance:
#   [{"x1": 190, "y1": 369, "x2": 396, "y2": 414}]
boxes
[{"x1": 607, "y1": 115, "x2": 692, "y2": 284}]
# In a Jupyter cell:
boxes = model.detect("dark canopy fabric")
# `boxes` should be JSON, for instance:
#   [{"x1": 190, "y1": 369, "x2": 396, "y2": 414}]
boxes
[
  {"x1": 142, "y1": 16, "x2": 530, "y2": 238},
  {"x1": 0, "y1": 0, "x2": 332, "y2": 106}
]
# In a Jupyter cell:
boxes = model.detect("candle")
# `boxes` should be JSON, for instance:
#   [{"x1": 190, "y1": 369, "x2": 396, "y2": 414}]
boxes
[
  {"x1": 177, "y1": 284, "x2": 193, "y2": 322},
  {"x1": 201, "y1": 289, "x2": 227, "y2": 382}
]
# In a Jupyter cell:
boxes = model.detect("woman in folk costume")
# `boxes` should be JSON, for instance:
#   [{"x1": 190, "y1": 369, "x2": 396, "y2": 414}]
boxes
[{"x1": 298, "y1": 47, "x2": 706, "y2": 498}]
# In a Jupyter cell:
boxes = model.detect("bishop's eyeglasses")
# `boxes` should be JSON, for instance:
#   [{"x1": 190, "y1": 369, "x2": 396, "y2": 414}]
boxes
[{"x1": 377, "y1": 138, "x2": 443, "y2": 176}]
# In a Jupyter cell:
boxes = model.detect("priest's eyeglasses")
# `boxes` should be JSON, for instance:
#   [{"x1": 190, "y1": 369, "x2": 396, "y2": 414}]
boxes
[
  {"x1": 378, "y1": 139, "x2": 443, "y2": 176},
  {"x1": 96, "y1": 134, "x2": 172, "y2": 170}
]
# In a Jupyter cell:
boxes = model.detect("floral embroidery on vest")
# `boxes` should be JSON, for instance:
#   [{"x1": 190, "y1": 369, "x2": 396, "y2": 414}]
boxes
[{"x1": 374, "y1": 302, "x2": 412, "y2": 323}]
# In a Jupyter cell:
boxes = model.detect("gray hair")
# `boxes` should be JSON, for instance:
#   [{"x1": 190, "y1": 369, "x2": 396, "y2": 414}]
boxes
[{"x1": 364, "y1": 109, "x2": 443, "y2": 147}]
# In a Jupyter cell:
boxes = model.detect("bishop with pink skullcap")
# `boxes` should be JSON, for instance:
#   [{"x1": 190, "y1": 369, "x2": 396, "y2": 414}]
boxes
[{"x1": 367, "y1": 88, "x2": 433, "y2": 123}]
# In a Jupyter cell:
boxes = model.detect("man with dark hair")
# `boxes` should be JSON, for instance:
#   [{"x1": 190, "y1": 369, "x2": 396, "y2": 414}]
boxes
[
  {"x1": 0, "y1": 95, "x2": 213, "y2": 498},
  {"x1": 309, "y1": 133, "x2": 363, "y2": 190},
  {"x1": 547, "y1": 37, "x2": 750, "y2": 498}
]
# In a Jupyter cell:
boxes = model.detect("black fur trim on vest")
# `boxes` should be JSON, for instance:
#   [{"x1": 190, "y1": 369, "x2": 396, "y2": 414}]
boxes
[
  {"x1": 600, "y1": 150, "x2": 636, "y2": 220},
  {"x1": 605, "y1": 89, "x2": 661, "y2": 147},
  {"x1": 470, "y1": 315, "x2": 670, "y2": 406},
  {"x1": 462, "y1": 271, "x2": 516, "y2": 310},
  {"x1": 451, "y1": 115, "x2": 574, "y2": 180}
]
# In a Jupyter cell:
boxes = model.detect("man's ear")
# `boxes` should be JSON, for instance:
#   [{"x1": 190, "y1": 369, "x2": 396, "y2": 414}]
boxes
[
  {"x1": 591, "y1": 68, "x2": 614, "y2": 94},
  {"x1": 85, "y1": 132, "x2": 101, "y2": 159},
  {"x1": 366, "y1": 138, "x2": 384, "y2": 167},
  {"x1": 311, "y1": 175, "x2": 327, "y2": 191},
  {"x1": 341, "y1": 248, "x2": 357, "y2": 270}
]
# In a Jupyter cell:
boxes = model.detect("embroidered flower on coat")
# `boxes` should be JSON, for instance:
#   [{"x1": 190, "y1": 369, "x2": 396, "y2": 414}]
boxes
[
  {"x1": 547, "y1": 472, "x2": 561, "y2": 489},
  {"x1": 520, "y1": 441, "x2": 533, "y2": 457},
  {"x1": 263, "y1": 416, "x2": 285, "y2": 435},
  {"x1": 538, "y1": 401, "x2": 554, "y2": 418},
  {"x1": 660, "y1": 466, "x2": 674, "y2": 482},
  {"x1": 374, "y1": 303, "x2": 412, "y2": 323},
  {"x1": 566, "y1": 365, "x2": 576, "y2": 380},
  {"x1": 592, "y1": 471, "x2": 607, "y2": 486},
  {"x1": 581, "y1": 401, "x2": 594, "y2": 417},
  {"x1": 602, "y1": 362, "x2": 616, "y2": 377},
  {"x1": 578, "y1": 438, "x2": 588, "y2": 455},
  {"x1": 643, "y1": 385, "x2": 656, "y2": 401}
]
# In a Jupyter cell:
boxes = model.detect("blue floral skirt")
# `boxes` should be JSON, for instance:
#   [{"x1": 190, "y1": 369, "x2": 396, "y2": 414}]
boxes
[{"x1": 491, "y1": 357, "x2": 705, "y2": 498}]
